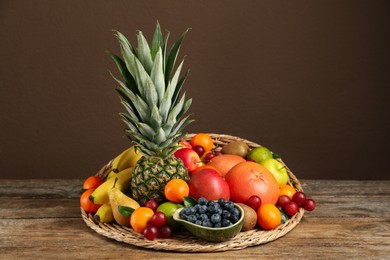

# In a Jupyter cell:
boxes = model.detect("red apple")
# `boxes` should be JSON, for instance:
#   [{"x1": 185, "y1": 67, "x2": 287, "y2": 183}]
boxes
[
  {"x1": 188, "y1": 168, "x2": 230, "y2": 201},
  {"x1": 174, "y1": 148, "x2": 202, "y2": 173}
]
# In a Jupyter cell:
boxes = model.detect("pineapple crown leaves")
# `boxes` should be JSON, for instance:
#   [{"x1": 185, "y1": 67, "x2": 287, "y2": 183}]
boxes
[{"x1": 108, "y1": 22, "x2": 194, "y2": 158}]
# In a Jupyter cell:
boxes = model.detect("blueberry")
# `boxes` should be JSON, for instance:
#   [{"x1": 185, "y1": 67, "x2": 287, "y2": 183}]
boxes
[
  {"x1": 198, "y1": 205, "x2": 207, "y2": 214},
  {"x1": 187, "y1": 215, "x2": 197, "y2": 223},
  {"x1": 211, "y1": 214, "x2": 221, "y2": 224},
  {"x1": 206, "y1": 205, "x2": 214, "y2": 214},
  {"x1": 218, "y1": 198, "x2": 226, "y2": 206},
  {"x1": 202, "y1": 219, "x2": 213, "y2": 227},
  {"x1": 189, "y1": 207, "x2": 196, "y2": 215},
  {"x1": 222, "y1": 218, "x2": 232, "y2": 227},
  {"x1": 193, "y1": 204, "x2": 200, "y2": 212},
  {"x1": 180, "y1": 209, "x2": 188, "y2": 218},
  {"x1": 198, "y1": 197, "x2": 208, "y2": 205},
  {"x1": 230, "y1": 214, "x2": 240, "y2": 223},
  {"x1": 224, "y1": 201, "x2": 234, "y2": 211},
  {"x1": 231, "y1": 207, "x2": 240, "y2": 217},
  {"x1": 214, "y1": 222, "x2": 222, "y2": 228},
  {"x1": 215, "y1": 208, "x2": 223, "y2": 215},
  {"x1": 207, "y1": 200, "x2": 216, "y2": 207},
  {"x1": 195, "y1": 220, "x2": 202, "y2": 226},
  {"x1": 199, "y1": 213, "x2": 209, "y2": 222},
  {"x1": 222, "y1": 210, "x2": 231, "y2": 219}
]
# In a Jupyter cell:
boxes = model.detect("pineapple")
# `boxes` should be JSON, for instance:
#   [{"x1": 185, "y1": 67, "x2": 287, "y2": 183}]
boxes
[{"x1": 108, "y1": 22, "x2": 193, "y2": 205}]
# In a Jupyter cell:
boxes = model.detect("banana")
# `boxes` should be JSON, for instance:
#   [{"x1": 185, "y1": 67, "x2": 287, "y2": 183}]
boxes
[
  {"x1": 111, "y1": 145, "x2": 143, "y2": 173},
  {"x1": 89, "y1": 167, "x2": 134, "y2": 205},
  {"x1": 94, "y1": 203, "x2": 114, "y2": 223},
  {"x1": 106, "y1": 170, "x2": 117, "y2": 180}
]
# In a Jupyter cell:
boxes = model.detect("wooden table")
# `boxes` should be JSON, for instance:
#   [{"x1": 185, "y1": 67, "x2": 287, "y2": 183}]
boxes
[{"x1": 1, "y1": 179, "x2": 389, "y2": 259}]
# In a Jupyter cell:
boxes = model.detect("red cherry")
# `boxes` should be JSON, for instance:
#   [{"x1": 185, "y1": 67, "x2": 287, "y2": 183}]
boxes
[
  {"x1": 145, "y1": 200, "x2": 159, "y2": 212},
  {"x1": 292, "y1": 192, "x2": 306, "y2": 206},
  {"x1": 303, "y1": 199, "x2": 316, "y2": 211},
  {"x1": 278, "y1": 195, "x2": 291, "y2": 207},
  {"x1": 246, "y1": 195, "x2": 262, "y2": 210}
]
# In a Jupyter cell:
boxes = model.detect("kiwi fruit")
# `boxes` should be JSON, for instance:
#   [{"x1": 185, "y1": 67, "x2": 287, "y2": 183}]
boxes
[
  {"x1": 221, "y1": 140, "x2": 250, "y2": 157},
  {"x1": 237, "y1": 203, "x2": 257, "y2": 231}
]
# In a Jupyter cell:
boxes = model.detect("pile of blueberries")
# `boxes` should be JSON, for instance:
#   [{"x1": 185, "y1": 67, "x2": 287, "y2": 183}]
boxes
[{"x1": 179, "y1": 197, "x2": 241, "y2": 228}]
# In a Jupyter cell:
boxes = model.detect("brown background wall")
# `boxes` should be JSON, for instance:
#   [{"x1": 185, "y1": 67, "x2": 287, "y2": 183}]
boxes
[{"x1": 1, "y1": 0, "x2": 389, "y2": 180}]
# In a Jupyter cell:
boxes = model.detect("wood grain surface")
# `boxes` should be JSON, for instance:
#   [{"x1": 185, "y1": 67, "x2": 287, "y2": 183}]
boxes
[{"x1": 0, "y1": 179, "x2": 389, "y2": 259}]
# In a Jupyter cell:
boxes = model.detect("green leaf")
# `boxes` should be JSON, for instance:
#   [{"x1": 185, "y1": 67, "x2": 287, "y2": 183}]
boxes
[
  {"x1": 107, "y1": 51, "x2": 139, "y2": 95},
  {"x1": 136, "y1": 31, "x2": 153, "y2": 73},
  {"x1": 150, "y1": 105, "x2": 162, "y2": 128},
  {"x1": 273, "y1": 153, "x2": 282, "y2": 159},
  {"x1": 137, "y1": 122, "x2": 155, "y2": 141},
  {"x1": 162, "y1": 31, "x2": 170, "y2": 73},
  {"x1": 118, "y1": 205, "x2": 135, "y2": 217},
  {"x1": 115, "y1": 31, "x2": 137, "y2": 78},
  {"x1": 172, "y1": 69, "x2": 190, "y2": 107},
  {"x1": 183, "y1": 196, "x2": 197, "y2": 208},
  {"x1": 151, "y1": 21, "x2": 163, "y2": 60},
  {"x1": 150, "y1": 47, "x2": 165, "y2": 103},
  {"x1": 165, "y1": 28, "x2": 189, "y2": 84}
]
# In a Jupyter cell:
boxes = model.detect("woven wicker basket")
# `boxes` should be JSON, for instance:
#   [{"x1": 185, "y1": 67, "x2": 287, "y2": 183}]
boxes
[{"x1": 81, "y1": 133, "x2": 304, "y2": 252}]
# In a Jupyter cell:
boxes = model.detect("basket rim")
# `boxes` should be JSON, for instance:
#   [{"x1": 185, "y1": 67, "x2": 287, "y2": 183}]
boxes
[{"x1": 81, "y1": 133, "x2": 304, "y2": 252}]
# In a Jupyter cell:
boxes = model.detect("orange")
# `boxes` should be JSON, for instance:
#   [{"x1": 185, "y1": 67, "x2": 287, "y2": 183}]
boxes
[
  {"x1": 164, "y1": 179, "x2": 190, "y2": 203},
  {"x1": 257, "y1": 203, "x2": 282, "y2": 230},
  {"x1": 279, "y1": 184, "x2": 297, "y2": 200},
  {"x1": 83, "y1": 176, "x2": 104, "y2": 190},
  {"x1": 130, "y1": 207, "x2": 154, "y2": 234},
  {"x1": 207, "y1": 154, "x2": 246, "y2": 176},
  {"x1": 191, "y1": 133, "x2": 214, "y2": 152},
  {"x1": 80, "y1": 188, "x2": 101, "y2": 213}
]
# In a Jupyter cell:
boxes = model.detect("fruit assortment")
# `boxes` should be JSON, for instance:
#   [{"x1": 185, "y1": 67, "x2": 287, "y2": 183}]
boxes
[
  {"x1": 81, "y1": 133, "x2": 316, "y2": 242},
  {"x1": 81, "y1": 22, "x2": 315, "y2": 245}
]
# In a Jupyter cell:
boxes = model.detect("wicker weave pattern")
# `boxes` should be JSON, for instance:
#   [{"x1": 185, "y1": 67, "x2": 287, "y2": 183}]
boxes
[{"x1": 81, "y1": 134, "x2": 304, "y2": 252}]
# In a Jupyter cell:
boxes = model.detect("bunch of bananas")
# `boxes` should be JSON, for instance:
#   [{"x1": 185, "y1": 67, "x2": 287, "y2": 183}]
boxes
[{"x1": 85, "y1": 145, "x2": 143, "y2": 224}]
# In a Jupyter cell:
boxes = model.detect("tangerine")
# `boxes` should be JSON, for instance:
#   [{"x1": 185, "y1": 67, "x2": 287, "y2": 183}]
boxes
[
  {"x1": 164, "y1": 179, "x2": 190, "y2": 203},
  {"x1": 257, "y1": 203, "x2": 282, "y2": 230},
  {"x1": 279, "y1": 184, "x2": 297, "y2": 200},
  {"x1": 130, "y1": 207, "x2": 155, "y2": 234},
  {"x1": 191, "y1": 133, "x2": 214, "y2": 152},
  {"x1": 207, "y1": 154, "x2": 246, "y2": 176}
]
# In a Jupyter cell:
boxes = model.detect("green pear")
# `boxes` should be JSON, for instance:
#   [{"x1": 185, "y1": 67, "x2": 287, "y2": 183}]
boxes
[
  {"x1": 108, "y1": 187, "x2": 140, "y2": 226},
  {"x1": 261, "y1": 158, "x2": 289, "y2": 187}
]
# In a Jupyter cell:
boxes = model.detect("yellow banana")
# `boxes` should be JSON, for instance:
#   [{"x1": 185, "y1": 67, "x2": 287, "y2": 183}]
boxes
[
  {"x1": 94, "y1": 203, "x2": 114, "y2": 223},
  {"x1": 89, "y1": 167, "x2": 134, "y2": 205},
  {"x1": 111, "y1": 145, "x2": 143, "y2": 173}
]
